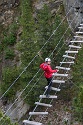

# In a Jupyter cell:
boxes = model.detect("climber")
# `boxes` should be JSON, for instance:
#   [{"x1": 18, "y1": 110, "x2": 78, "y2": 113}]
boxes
[{"x1": 40, "y1": 58, "x2": 59, "y2": 97}]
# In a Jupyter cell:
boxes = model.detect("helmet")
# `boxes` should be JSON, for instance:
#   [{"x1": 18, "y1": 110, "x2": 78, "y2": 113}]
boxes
[{"x1": 45, "y1": 58, "x2": 51, "y2": 62}]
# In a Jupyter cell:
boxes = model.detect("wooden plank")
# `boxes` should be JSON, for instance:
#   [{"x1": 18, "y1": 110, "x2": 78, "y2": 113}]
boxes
[
  {"x1": 69, "y1": 45, "x2": 81, "y2": 49},
  {"x1": 65, "y1": 50, "x2": 78, "y2": 53},
  {"x1": 78, "y1": 27, "x2": 83, "y2": 29},
  {"x1": 56, "y1": 66, "x2": 70, "y2": 70},
  {"x1": 52, "y1": 80, "x2": 65, "y2": 83},
  {"x1": 70, "y1": 41, "x2": 83, "y2": 43},
  {"x1": 74, "y1": 36, "x2": 83, "y2": 39},
  {"x1": 35, "y1": 102, "x2": 52, "y2": 107},
  {"x1": 76, "y1": 32, "x2": 83, "y2": 34},
  {"x1": 80, "y1": 24, "x2": 83, "y2": 26},
  {"x1": 53, "y1": 73, "x2": 68, "y2": 77},
  {"x1": 63, "y1": 55, "x2": 75, "y2": 59},
  {"x1": 29, "y1": 112, "x2": 48, "y2": 115},
  {"x1": 39, "y1": 95, "x2": 57, "y2": 99},
  {"x1": 60, "y1": 61, "x2": 74, "y2": 64},
  {"x1": 45, "y1": 86, "x2": 60, "y2": 91},
  {"x1": 23, "y1": 120, "x2": 42, "y2": 125}
]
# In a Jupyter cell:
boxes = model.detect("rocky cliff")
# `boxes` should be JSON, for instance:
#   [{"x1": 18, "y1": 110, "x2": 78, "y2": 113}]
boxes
[{"x1": 63, "y1": 0, "x2": 83, "y2": 30}]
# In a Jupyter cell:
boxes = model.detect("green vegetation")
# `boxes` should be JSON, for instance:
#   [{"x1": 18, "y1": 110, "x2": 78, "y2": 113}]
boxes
[
  {"x1": 2, "y1": 22, "x2": 18, "y2": 48},
  {"x1": 37, "y1": 4, "x2": 71, "y2": 65},
  {"x1": 4, "y1": 48, "x2": 15, "y2": 59},
  {"x1": 3, "y1": 34, "x2": 16, "y2": 46},
  {"x1": 0, "y1": 21, "x2": 19, "y2": 99},
  {"x1": 48, "y1": 122, "x2": 51, "y2": 125},
  {"x1": 0, "y1": 110, "x2": 18, "y2": 125},
  {"x1": 19, "y1": 0, "x2": 44, "y2": 105},
  {"x1": 1, "y1": 1, "x2": 71, "y2": 107},
  {"x1": 1, "y1": 67, "x2": 20, "y2": 100},
  {"x1": 72, "y1": 48, "x2": 83, "y2": 122},
  {"x1": 20, "y1": 0, "x2": 39, "y2": 65}
]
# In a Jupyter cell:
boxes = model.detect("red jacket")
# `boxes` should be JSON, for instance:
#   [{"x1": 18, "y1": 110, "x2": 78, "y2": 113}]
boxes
[{"x1": 40, "y1": 63, "x2": 58, "y2": 78}]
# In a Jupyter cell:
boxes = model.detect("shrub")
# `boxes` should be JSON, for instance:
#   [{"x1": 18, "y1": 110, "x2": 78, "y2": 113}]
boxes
[
  {"x1": 4, "y1": 48, "x2": 15, "y2": 59},
  {"x1": 72, "y1": 48, "x2": 83, "y2": 122},
  {"x1": 0, "y1": 110, "x2": 18, "y2": 125},
  {"x1": 3, "y1": 33, "x2": 16, "y2": 46},
  {"x1": 1, "y1": 67, "x2": 22, "y2": 100}
]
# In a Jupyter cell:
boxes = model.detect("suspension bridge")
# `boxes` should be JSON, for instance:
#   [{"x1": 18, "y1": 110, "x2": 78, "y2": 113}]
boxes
[
  {"x1": 0, "y1": 1, "x2": 83, "y2": 125},
  {"x1": 23, "y1": 24, "x2": 83, "y2": 125}
]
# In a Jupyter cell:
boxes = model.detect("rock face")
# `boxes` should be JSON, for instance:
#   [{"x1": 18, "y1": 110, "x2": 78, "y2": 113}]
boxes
[
  {"x1": 63, "y1": 0, "x2": 83, "y2": 29},
  {"x1": 0, "y1": 0, "x2": 19, "y2": 6},
  {"x1": 5, "y1": 91, "x2": 30, "y2": 122},
  {"x1": 0, "y1": 0, "x2": 19, "y2": 25},
  {"x1": 0, "y1": 0, "x2": 19, "y2": 13},
  {"x1": 1, "y1": 91, "x2": 30, "y2": 123}
]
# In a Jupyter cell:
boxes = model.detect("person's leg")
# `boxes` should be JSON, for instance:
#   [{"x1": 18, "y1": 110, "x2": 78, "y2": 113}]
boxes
[{"x1": 46, "y1": 77, "x2": 53, "y2": 96}]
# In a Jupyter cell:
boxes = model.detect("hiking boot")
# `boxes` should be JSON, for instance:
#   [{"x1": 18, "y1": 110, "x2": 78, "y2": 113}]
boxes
[{"x1": 46, "y1": 94, "x2": 50, "y2": 98}]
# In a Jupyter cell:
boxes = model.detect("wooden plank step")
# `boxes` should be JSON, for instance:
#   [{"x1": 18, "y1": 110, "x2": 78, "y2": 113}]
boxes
[
  {"x1": 60, "y1": 61, "x2": 74, "y2": 64},
  {"x1": 52, "y1": 80, "x2": 65, "y2": 83},
  {"x1": 56, "y1": 66, "x2": 70, "y2": 70},
  {"x1": 63, "y1": 55, "x2": 75, "y2": 59},
  {"x1": 35, "y1": 102, "x2": 52, "y2": 107},
  {"x1": 65, "y1": 50, "x2": 78, "y2": 53},
  {"x1": 53, "y1": 73, "x2": 68, "y2": 77},
  {"x1": 74, "y1": 36, "x2": 83, "y2": 39},
  {"x1": 45, "y1": 86, "x2": 60, "y2": 91},
  {"x1": 69, "y1": 45, "x2": 81, "y2": 49},
  {"x1": 70, "y1": 41, "x2": 83, "y2": 43},
  {"x1": 29, "y1": 112, "x2": 48, "y2": 115},
  {"x1": 23, "y1": 120, "x2": 42, "y2": 125},
  {"x1": 40, "y1": 95, "x2": 57, "y2": 99},
  {"x1": 78, "y1": 27, "x2": 83, "y2": 29},
  {"x1": 80, "y1": 24, "x2": 83, "y2": 26},
  {"x1": 76, "y1": 32, "x2": 83, "y2": 34}
]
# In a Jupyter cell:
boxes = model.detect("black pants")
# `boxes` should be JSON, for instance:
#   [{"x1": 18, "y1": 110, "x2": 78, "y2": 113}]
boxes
[{"x1": 46, "y1": 77, "x2": 53, "y2": 95}]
